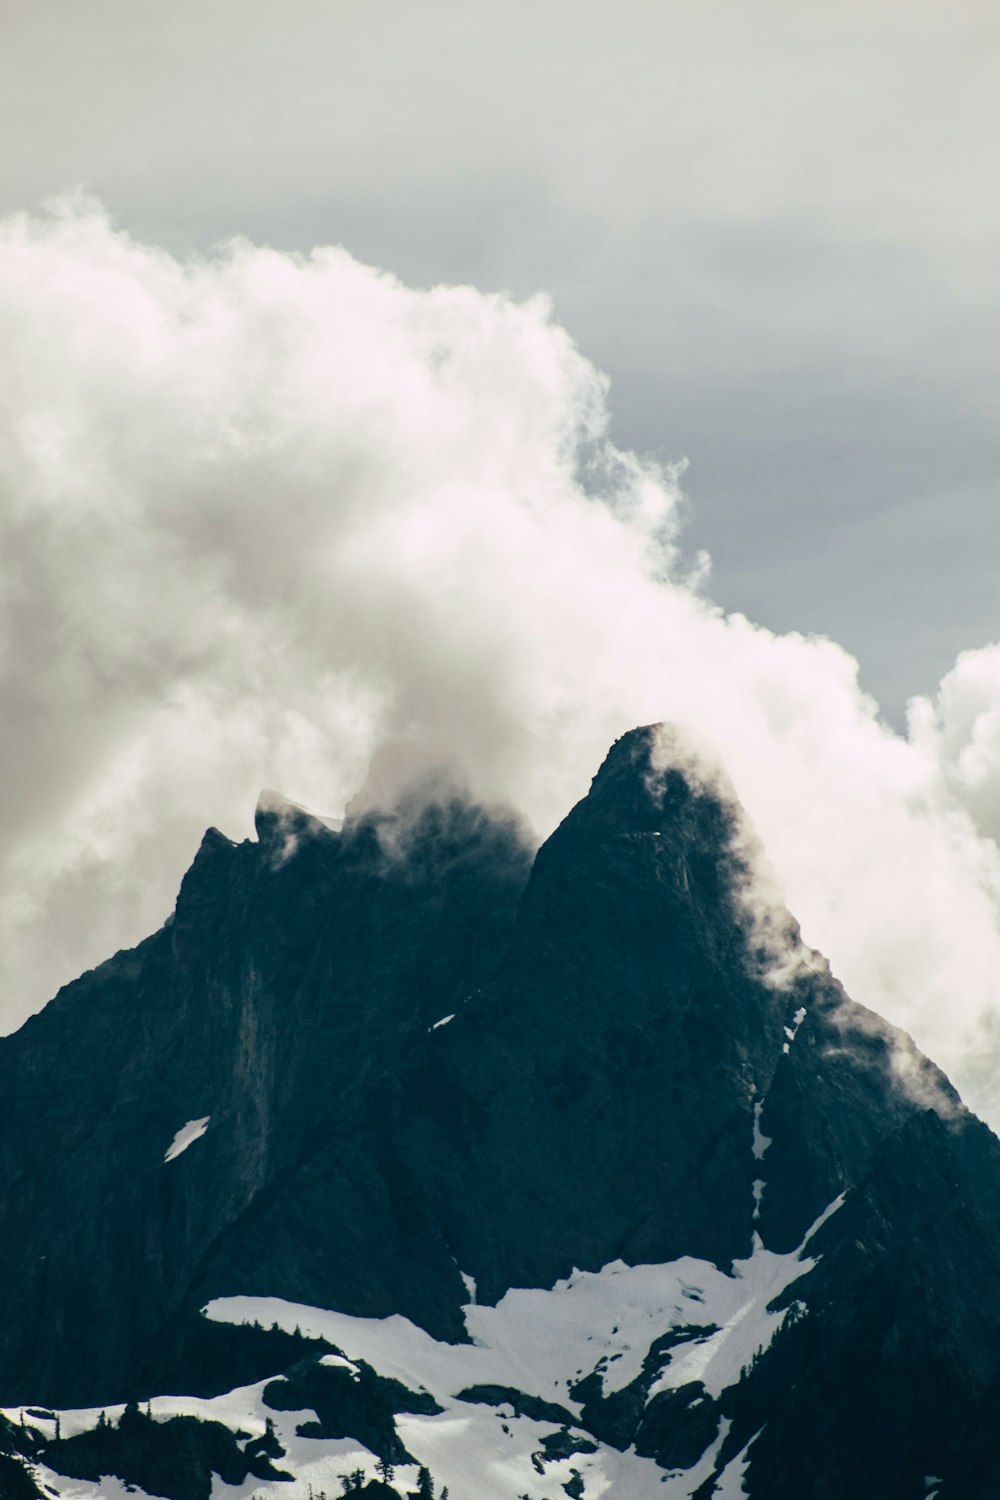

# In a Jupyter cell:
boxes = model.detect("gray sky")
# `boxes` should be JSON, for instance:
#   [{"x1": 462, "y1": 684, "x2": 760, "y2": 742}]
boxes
[{"x1": 4, "y1": 0, "x2": 998, "y2": 719}]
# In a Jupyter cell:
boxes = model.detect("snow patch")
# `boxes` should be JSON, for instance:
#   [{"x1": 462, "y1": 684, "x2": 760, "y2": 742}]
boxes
[
  {"x1": 752, "y1": 1178, "x2": 765, "y2": 1221},
  {"x1": 31, "y1": 1466, "x2": 141, "y2": 1500},
  {"x1": 752, "y1": 1100, "x2": 771, "y2": 1161},
  {"x1": 430, "y1": 1013, "x2": 455, "y2": 1030},
  {"x1": 164, "y1": 1116, "x2": 210, "y2": 1162},
  {"x1": 209, "y1": 1228, "x2": 833, "y2": 1415},
  {"x1": 646, "y1": 1197, "x2": 845, "y2": 1402},
  {"x1": 712, "y1": 1429, "x2": 761, "y2": 1498},
  {"x1": 14, "y1": 1202, "x2": 845, "y2": 1500},
  {"x1": 204, "y1": 1193, "x2": 844, "y2": 1496},
  {"x1": 320, "y1": 1351, "x2": 362, "y2": 1378},
  {"x1": 782, "y1": 1005, "x2": 808, "y2": 1056}
]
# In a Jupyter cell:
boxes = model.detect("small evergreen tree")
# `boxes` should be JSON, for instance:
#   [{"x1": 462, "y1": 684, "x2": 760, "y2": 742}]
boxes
[
  {"x1": 415, "y1": 1466, "x2": 434, "y2": 1499},
  {"x1": 375, "y1": 1456, "x2": 395, "y2": 1483},
  {"x1": 120, "y1": 1399, "x2": 141, "y2": 1430}
]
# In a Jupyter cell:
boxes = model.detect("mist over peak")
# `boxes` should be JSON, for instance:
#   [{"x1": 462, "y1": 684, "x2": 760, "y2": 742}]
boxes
[{"x1": 2, "y1": 200, "x2": 1000, "y2": 1121}]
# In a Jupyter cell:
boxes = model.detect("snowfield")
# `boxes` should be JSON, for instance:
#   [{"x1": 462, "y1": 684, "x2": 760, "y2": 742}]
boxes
[{"x1": 7, "y1": 1200, "x2": 841, "y2": 1500}]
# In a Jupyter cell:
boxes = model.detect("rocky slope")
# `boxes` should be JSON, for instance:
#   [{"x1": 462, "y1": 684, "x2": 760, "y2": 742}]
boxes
[{"x1": 2, "y1": 725, "x2": 1000, "y2": 1499}]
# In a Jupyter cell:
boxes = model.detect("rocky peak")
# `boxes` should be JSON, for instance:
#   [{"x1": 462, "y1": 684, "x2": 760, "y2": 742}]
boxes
[
  {"x1": 3, "y1": 728, "x2": 1000, "y2": 1499},
  {"x1": 253, "y1": 788, "x2": 339, "y2": 853}
]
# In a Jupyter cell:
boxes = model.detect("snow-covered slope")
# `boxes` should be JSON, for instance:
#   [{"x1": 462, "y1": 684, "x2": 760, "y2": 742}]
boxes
[{"x1": 5, "y1": 1201, "x2": 841, "y2": 1500}]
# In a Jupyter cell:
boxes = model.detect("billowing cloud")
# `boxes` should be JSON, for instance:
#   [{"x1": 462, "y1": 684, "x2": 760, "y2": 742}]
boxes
[
  {"x1": 910, "y1": 645, "x2": 1000, "y2": 846},
  {"x1": 3, "y1": 198, "x2": 1000, "y2": 1124}
]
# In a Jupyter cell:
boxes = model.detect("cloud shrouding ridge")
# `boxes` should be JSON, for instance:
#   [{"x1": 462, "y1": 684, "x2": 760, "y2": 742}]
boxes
[{"x1": 4, "y1": 198, "x2": 1000, "y2": 1120}]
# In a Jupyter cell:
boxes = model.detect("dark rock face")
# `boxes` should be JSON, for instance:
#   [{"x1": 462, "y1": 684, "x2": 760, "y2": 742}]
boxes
[
  {"x1": 263, "y1": 1356, "x2": 441, "y2": 1454},
  {"x1": 3, "y1": 723, "x2": 1000, "y2": 1497},
  {"x1": 0, "y1": 789, "x2": 532, "y2": 1404},
  {"x1": 569, "y1": 1329, "x2": 722, "y2": 1460},
  {"x1": 41, "y1": 1402, "x2": 291, "y2": 1500},
  {"x1": 727, "y1": 1109, "x2": 1000, "y2": 1500}
]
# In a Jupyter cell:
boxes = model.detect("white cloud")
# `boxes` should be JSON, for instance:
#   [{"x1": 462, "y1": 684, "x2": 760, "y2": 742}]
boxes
[
  {"x1": 910, "y1": 645, "x2": 1000, "y2": 845},
  {"x1": 3, "y1": 198, "x2": 1000, "y2": 1124}
]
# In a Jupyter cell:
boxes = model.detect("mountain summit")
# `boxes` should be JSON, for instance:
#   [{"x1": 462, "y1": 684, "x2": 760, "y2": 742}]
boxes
[{"x1": 2, "y1": 725, "x2": 1000, "y2": 1499}]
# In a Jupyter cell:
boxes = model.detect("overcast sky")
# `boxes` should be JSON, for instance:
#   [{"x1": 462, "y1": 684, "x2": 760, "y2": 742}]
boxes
[
  {"x1": 4, "y1": 1, "x2": 1000, "y2": 1119},
  {"x1": 4, "y1": 0, "x2": 999, "y2": 716}
]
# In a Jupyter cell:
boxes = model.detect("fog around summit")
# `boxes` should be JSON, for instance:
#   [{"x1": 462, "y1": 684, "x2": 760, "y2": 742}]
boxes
[{"x1": 4, "y1": 201, "x2": 1000, "y2": 1123}]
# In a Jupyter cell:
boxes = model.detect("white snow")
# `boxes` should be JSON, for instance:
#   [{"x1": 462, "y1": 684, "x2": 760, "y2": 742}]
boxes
[
  {"x1": 430, "y1": 1014, "x2": 455, "y2": 1030},
  {"x1": 751, "y1": 1100, "x2": 771, "y2": 1218},
  {"x1": 752, "y1": 1100, "x2": 771, "y2": 1161},
  {"x1": 208, "y1": 1210, "x2": 841, "y2": 1414},
  {"x1": 29, "y1": 1467, "x2": 141, "y2": 1500},
  {"x1": 199, "y1": 1195, "x2": 843, "y2": 1498},
  {"x1": 711, "y1": 1430, "x2": 761, "y2": 1498},
  {"x1": 645, "y1": 1199, "x2": 844, "y2": 1402},
  {"x1": 782, "y1": 1006, "x2": 808, "y2": 1055},
  {"x1": 13, "y1": 1194, "x2": 845, "y2": 1500},
  {"x1": 320, "y1": 1351, "x2": 362, "y2": 1377},
  {"x1": 164, "y1": 1116, "x2": 210, "y2": 1162}
]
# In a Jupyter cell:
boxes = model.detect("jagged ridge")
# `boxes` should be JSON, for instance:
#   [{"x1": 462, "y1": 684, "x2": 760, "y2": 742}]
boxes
[{"x1": 1, "y1": 725, "x2": 1000, "y2": 1499}]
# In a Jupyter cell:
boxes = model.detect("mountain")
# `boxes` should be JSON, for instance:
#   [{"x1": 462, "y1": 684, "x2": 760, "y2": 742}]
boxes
[{"x1": 3, "y1": 724, "x2": 1000, "y2": 1499}]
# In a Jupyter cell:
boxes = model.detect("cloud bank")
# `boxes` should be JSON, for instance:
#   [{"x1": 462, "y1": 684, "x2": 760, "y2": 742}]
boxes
[{"x1": 3, "y1": 199, "x2": 1000, "y2": 1121}]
